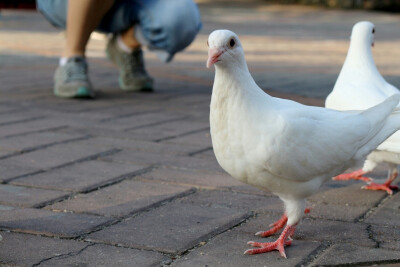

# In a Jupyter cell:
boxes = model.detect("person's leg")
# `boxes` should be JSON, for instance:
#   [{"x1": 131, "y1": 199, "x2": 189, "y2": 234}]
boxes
[
  {"x1": 54, "y1": 0, "x2": 115, "y2": 98},
  {"x1": 63, "y1": 0, "x2": 115, "y2": 58}
]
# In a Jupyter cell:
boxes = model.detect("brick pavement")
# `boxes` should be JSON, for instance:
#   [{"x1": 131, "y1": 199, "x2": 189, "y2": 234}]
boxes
[{"x1": 1, "y1": 1, "x2": 400, "y2": 266}]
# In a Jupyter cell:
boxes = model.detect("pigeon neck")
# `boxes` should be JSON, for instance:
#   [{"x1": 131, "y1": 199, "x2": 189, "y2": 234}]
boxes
[
  {"x1": 215, "y1": 62, "x2": 254, "y2": 87},
  {"x1": 345, "y1": 39, "x2": 379, "y2": 74}
]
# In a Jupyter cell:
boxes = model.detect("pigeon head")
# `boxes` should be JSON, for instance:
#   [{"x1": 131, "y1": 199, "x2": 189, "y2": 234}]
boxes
[
  {"x1": 207, "y1": 30, "x2": 245, "y2": 69},
  {"x1": 351, "y1": 21, "x2": 375, "y2": 47}
]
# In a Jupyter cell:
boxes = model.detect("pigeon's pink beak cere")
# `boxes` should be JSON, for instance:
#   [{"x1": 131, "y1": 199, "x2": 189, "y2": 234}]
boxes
[{"x1": 207, "y1": 48, "x2": 224, "y2": 68}]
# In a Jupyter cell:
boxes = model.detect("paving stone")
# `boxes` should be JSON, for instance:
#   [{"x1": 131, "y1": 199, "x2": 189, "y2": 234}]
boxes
[
  {"x1": 307, "y1": 202, "x2": 368, "y2": 222},
  {"x1": 39, "y1": 243, "x2": 171, "y2": 267},
  {"x1": 87, "y1": 202, "x2": 250, "y2": 254},
  {"x1": 86, "y1": 136, "x2": 204, "y2": 155},
  {"x1": 191, "y1": 148, "x2": 215, "y2": 159},
  {"x1": 96, "y1": 111, "x2": 186, "y2": 131},
  {"x1": 164, "y1": 130, "x2": 212, "y2": 147},
  {"x1": 172, "y1": 229, "x2": 321, "y2": 267},
  {"x1": 0, "y1": 111, "x2": 43, "y2": 125},
  {"x1": 12, "y1": 160, "x2": 147, "y2": 192},
  {"x1": 365, "y1": 193, "x2": 400, "y2": 227},
  {"x1": 296, "y1": 218, "x2": 376, "y2": 247},
  {"x1": 311, "y1": 243, "x2": 400, "y2": 266},
  {"x1": 309, "y1": 184, "x2": 386, "y2": 207},
  {"x1": 0, "y1": 231, "x2": 88, "y2": 266},
  {"x1": 370, "y1": 225, "x2": 400, "y2": 251},
  {"x1": 0, "y1": 162, "x2": 40, "y2": 183},
  {"x1": 138, "y1": 166, "x2": 242, "y2": 188},
  {"x1": 0, "y1": 118, "x2": 66, "y2": 138},
  {"x1": 47, "y1": 180, "x2": 193, "y2": 217},
  {"x1": 0, "y1": 131, "x2": 83, "y2": 154},
  {"x1": 0, "y1": 205, "x2": 112, "y2": 238},
  {"x1": 1, "y1": 142, "x2": 112, "y2": 171},
  {"x1": 100, "y1": 150, "x2": 223, "y2": 172},
  {"x1": 127, "y1": 119, "x2": 209, "y2": 141},
  {"x1": 0, "y1": 184, "x2": 69, "y2": 208},
  {"x1": 179, "y1": 189, "x2": 280, "y2": 212}
]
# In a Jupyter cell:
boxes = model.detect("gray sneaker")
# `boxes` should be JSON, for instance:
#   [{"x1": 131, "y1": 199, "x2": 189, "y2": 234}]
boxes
[
  {"x1": 106, "y1": 36, "x2": 153, "y2": 92},
  {"x1": 54, "y1": 57, "x2": 95, "y2": 98}
]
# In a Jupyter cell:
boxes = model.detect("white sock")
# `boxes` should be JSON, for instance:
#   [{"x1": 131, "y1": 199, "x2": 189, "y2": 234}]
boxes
[
  {"x1": 117, "y1": 35, "x2": 133, "y2": 53},
  {"x1": 59, "y1": 57, "x2": 68, "y2": 66}
]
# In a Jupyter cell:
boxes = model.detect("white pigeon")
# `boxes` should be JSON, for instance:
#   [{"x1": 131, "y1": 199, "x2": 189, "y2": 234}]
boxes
[
  {"x1": 326, "y1": 21, "x2": 400, "y2": 194},
  {"x1": 207, "y1": 29, "x2": 400, "y2": 258}
]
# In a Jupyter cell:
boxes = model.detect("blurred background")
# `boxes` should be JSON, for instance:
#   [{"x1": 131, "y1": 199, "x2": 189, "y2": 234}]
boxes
[{"x1": 0, "y1": 0, "x2": 400, "y2": 101}]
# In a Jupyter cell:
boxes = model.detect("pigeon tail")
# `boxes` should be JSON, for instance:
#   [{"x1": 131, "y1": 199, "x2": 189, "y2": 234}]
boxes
[{"x1": 356, "y1": 94, "x2": 400, "y2": 158}]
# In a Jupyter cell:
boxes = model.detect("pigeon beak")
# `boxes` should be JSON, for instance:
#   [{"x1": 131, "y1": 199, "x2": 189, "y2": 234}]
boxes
[
  {"x1": 371, "y1": 41, "x2": 374, "y2": 47},
  {"x1": 207, "y1": 48, "x2": 224, "y2": 68}
]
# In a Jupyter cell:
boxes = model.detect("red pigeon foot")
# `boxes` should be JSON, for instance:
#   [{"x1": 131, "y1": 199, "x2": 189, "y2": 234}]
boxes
[
  {"x1": 255, "y1": 208, "x2": 310, "y2": 238},
  {"x1": 362, "y1": 180, "x2": 399, "y2": 195},
  {"x1": 333, "y1": 169, "x2": 372, "y2": 182},
  {"x1": 245, "y1": 225, "x2": 296, "y2": 258}
]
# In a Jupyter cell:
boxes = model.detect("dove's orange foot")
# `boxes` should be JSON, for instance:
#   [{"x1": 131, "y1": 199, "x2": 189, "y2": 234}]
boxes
[
  {"x1": 333, "y1": 169, "x2": 372, "y2": 182},
  {"x1": 255, "y1": 208, "x2": 310, "y2": 238},
  {"x1": 245, "y1": 225, "x2": 296, "y2": 258},
  {"x1": 362, "y1": 180, "x2": 399, "y2": 195}
]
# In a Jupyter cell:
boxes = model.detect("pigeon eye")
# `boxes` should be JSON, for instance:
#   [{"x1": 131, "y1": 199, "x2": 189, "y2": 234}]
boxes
[
  {"x1": 372, "y1": 28, "x2": 375, "y2": 34},
  {"x1": 229, "y1": 38, "x2": 236, "y2": 48}
]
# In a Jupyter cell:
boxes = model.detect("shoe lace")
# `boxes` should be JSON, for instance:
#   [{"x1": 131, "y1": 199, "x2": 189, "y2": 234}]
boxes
[
  {"x1": 65, "y1": 59, "x2": 88, "y2": 81},
  {"x1": 120, "y1": 49, "x2": 147, "y2": 80}
]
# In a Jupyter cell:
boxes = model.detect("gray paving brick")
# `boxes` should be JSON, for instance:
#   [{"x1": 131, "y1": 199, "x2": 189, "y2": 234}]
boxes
[
  {"x1": 138, "y1": 166, "x2": 242, "y2": 188},
  {"x1": 0, "y1": 162, "x2": 40, "y2": 183},
  {"x1": 296, "y1": 218, "x2": 376, "y2": 247},
  {"x1": 0, "y1": 131, "x2": 84, "y2": 154},
  {"x1": 0, "y1": 205, "x2": 112, "y2": 237},
  {"x1": 87, "y1": 202, "x2": 250, "y2": 254},
  {"x1": 47, "y1": 180, "x2": 193, "y2": 217},
  {"x1": 40, "y1": 243, "x2": 171, "y2": 267},
  {"x1": 0, "y1": 118, "x2": 65, "y2": 138},
  {"x1": 0, "y1": 231, "x2": 88, "y2": 266},
  {"x1": 97, "y1": 111, "x2": 186, "y2": 131},
  {"x1": 164, "y1": 130, "x2": 212, "y2": 147},
  {"x1": 365, "y1": 193, "x2": 400, "y2": 227},
  {"x1": 100, "y1": 150, "x2": 223, "y2": 171},
  {"x1": 311, "y1": 243, "x2": 400, "y2": 266},
  {"x1": 0, "y1": 184, "x2": 68, "y2": 208},
  {"x1": 172, "y1": 229, "x2": 321, "y2": 267},
  {"x1": 0, "y1": 111, "x2": 43, "y2": 125},
  {"x1": 86, "y1": 136, "x2": 204, "y2": 155},
  {"x1": 370, "y1": 225, "x2": 400, "y2": 251},
  {"x1": 1, "y1": 142, "x2": 112, "y2": 170},
  {"x1": 12, "y1": 160, "x2": 147, "y2": 192},
  {"x1": 127, "y1": 119, "x2": 209, "y2": 141},
  {"x1": 179, "y1": 190, "x2": 279, "y2": 212},
  {"x1": 309, "y1": 184, "x2": 386, "y2": 207},
  {"x1": 307, "y1": 202, "x2": 368, "y2": 222}
]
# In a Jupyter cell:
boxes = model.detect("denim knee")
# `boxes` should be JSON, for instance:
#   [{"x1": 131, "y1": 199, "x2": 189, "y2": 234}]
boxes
[
  {"x1": 36, "y1": 0, "x2": 202, "y2": 61},
  {"x1": 137, "y1": 0, "x2": 202, "y2": 61}
]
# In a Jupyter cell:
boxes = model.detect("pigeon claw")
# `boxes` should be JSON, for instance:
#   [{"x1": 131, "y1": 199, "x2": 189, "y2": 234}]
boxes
[
  {"x1": 245, "y1": 225, "x2": 296, "y2": 258},
  {"x1": 244, "y1": 240, "x2": 289, "y2": 258},
  {"x1": 333, "y1": 169, "x2": 372, "y2": 182},
  {"x1": 362, "y1": 181, "x2": 399, "y2": 195},
  {"x1": 256, "y1": 213, "x2": 288, "y2": 237}
]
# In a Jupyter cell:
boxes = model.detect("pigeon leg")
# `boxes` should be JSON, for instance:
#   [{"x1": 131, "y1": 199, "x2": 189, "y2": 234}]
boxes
[
  {"x1": 333, "y1": 169, "x2": 372, "y2": 182},
  {"x1": 362, "y1": 168, "x2": 399, "y2": 195},
  {"x1": 255, "y1": 208, "x2": 310, "y2": 238},
  {"x1": 245, "y1": 225, "x2": 296, "y2": 258}
]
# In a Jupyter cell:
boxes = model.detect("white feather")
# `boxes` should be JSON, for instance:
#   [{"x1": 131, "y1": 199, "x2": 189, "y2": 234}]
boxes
[
  {"x1": 326, "y1": 21, "x2": 400, "y2": 173},
  {"x1": 209, "y1": 29, "x2": 400, "y2": 226}
]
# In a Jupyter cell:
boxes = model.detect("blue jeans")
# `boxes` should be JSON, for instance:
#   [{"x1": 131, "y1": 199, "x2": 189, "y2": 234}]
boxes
[{"x1": 36, "y1": 0, "x2": 202, "y2": 62}]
